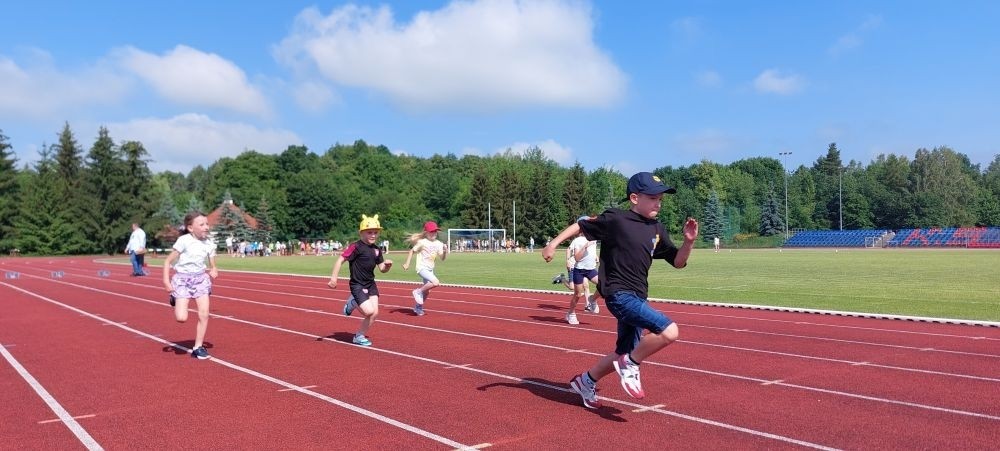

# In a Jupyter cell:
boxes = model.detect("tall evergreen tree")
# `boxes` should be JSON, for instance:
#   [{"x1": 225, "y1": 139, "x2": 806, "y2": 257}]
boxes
[
  {"x1": 85, "y1": 127, "x2": 130, "y2": 254},
  {"x1": 120, "y1": 140, "x2": 157, "y2": 226},
  {"x1": 51, "y1": 123, "x2": 92, "y2": 253},
  {"x1": 255, "y1": 197, "x2": 274, "y2": 243},
  {"x1": 15, "y1": 146, "x2": 78, "y2": 254},
  {"x1": 759, "y1": 183, "x2": 785, "y2": 236},
  {"x1": 563, "y1": 162, "x2": 588, "y2": 217},
  {"x1": 0, "y1": 130, "x2": 19, "y2": 252},
  {"x1": 461, "y1": 167, "x2": 491, "y2": 228},
  {"x1": 701, "y1": 190, "x2": 725, "y2": 242}
]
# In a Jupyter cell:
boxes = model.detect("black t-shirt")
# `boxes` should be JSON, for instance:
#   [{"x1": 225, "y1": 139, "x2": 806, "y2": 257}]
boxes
[
  {"x1": 578, "y1": 208, "x2": 680, "y2": 299},
  {"x1": 342, "y1": 240, "x2": 385, "y2": 288}
]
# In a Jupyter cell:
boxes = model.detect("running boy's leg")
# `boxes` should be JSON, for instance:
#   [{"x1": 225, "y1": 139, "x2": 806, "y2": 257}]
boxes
[{"x1": 356, "y1": 295, "x2": 379, "y2": 338}]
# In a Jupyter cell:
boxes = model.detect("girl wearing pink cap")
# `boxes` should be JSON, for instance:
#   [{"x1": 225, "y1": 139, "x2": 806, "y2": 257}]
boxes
[{"x1": 402, "y1": 221, "x2": 448, "y2": 316}]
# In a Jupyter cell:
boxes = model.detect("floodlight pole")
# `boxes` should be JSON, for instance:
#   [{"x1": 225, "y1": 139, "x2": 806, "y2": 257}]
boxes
[
  {"x1": 779, "y1": 151, "x2": 792, "y2": 238},
  {"x1": 839, "y1": 166, "x2": 843, "y2": 231}
]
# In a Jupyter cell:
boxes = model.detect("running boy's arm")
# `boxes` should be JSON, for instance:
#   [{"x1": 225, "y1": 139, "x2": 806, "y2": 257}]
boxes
[
  {"x1": 542, "y1": 223, "x2": 581, "y2": 262},
  {"x1": 378, "y1": 259, "x2": 393, "y2": 273},
  {"x1": 671, "y1": 217, "x2": 700, "y2": 269},
  {"x1": 327, "y1": 255, "x2": 347, "y2": 289}
]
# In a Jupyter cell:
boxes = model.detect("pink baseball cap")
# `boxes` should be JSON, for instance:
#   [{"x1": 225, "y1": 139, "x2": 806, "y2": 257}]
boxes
[{"x1": 423, "y1": 221, "x2": 440, "y2": 232}]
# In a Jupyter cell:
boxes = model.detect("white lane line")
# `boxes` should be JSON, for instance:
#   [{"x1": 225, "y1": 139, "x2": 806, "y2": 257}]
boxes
[
  {"x1": 279, "y1": 385, "x2": 317, "y2": 392},
  {"x1": 17, "y1": 276, "x2": 840, "y2": 450},
  {"x1": 0, "y1": 333, "x2": 103, "y2": 450},
  {"x1": 5, "y1": 283, "x2": 476, "y2": 451}
]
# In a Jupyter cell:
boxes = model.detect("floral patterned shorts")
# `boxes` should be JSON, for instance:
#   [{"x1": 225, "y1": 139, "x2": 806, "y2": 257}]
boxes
[{"x1": 171, "y1": 271, "x2": 212, "y2": 299}]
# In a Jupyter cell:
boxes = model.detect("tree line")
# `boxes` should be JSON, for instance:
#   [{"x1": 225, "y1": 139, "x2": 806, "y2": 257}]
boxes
[{"x1": 1, "y1": 124, "x2": 998, "y2": 255}]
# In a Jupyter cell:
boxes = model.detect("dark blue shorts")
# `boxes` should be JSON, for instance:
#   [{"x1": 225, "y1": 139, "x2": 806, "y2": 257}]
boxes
[
  {"x1": 605, "y1": 291, "x2": 673, "y2": 355},
  {"x1": 572, "y1": 267, "x2": 598, "y2": 284}
]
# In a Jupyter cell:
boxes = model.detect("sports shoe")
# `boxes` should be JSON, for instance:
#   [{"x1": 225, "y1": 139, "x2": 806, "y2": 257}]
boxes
[
  {"x1": 169, "y1": 294, "x2": 176, "y2": 307},
  {"x1": 551, "y1": 273, "x2": 565, "y2": 284},
  {"x1": 569, "y1": 374, "x2": 600, "y2": 409},
  {"x1": 613, "y1": 354, "x2": 645, "y2": 399},
  {"x1": 191, "y1": 346, "x2": 210, "y2": 360},
  {"x1": 565, "y1": 312, "x2": 579, "y2": 325},
  {"x1": 584, "y1": 295, "x2": 599, "y2": 314},
  {"x1": 414, "y1": 304, "x2": 425, "y2": 316},
  {"x1": 352, "y1": 335, "x2": 372, "y2": 346},
  {"x1": 412, "y1": 288, "x2": 424, "y2": 305},
  {"x1": 343, "y1": 295, "x2": 358, "y2": 316}
]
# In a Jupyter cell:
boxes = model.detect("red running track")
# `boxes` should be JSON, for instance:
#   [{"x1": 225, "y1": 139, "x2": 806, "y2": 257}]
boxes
[{"x1": 1, "y1": 256, "x2": 998, "y2": 449}]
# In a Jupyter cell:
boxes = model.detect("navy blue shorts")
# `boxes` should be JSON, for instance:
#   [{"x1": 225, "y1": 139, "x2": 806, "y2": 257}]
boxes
[
  {"x1": 605, "y1": 291, "x2": 673, "y2": 355},
  {"x1": 572, "y1": 267, "x2": 598, "y2": 284}
]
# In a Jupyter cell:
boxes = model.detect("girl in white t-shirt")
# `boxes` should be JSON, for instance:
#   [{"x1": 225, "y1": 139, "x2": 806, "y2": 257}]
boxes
[
  {"x1": 565, "y1": 216, "x2": 602, "y2": 325},
  {"x1": 162, "y1": 211, "x2": 218, "y2": 360},
  {"x1": 402, "y1": 221, "x2": 448, "y2": 316}
]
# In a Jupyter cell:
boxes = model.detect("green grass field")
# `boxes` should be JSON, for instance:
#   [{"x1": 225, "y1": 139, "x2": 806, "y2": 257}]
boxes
[{"x1": 142, "y1": 248, "x2": 1000, "y2": 322}]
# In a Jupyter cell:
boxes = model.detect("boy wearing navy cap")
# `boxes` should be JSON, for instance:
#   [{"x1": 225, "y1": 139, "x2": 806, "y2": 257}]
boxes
[{"x1": 542, "y1": 172, "x2": 699, "y2": 409}]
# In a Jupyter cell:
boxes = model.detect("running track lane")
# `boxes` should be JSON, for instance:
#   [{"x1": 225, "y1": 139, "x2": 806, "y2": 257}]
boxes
[{"x1": 3, "y1": 257, "x2": 999, "y2": 448}]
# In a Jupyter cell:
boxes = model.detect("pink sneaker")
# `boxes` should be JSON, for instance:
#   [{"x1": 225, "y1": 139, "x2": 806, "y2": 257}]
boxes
[
  {"x1": 613, "y1": 354, "x2": 645, "y2": 399},
  {"x1": 569, "y1": 374, "x2": 600, "y2": 409}
]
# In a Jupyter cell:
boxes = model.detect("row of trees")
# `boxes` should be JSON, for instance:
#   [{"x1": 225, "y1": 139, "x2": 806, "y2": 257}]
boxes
[{"x1": 1, "y1": 124, "x2": 998, "y2": 255}]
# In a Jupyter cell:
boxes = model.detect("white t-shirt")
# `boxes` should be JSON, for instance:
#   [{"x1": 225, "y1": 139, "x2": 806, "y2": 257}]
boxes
[
  {"x1": 413, "y1": 238, "x2": 445, "y2": 271},
  {"x1": 568, "y1": 236, "x2": 597, "y2": 270},
  {"x1": 126, "y1": 228, "x2": 146, "y2": 253},
  {"x1": 172, "y1": 234, "x2": 217, "y2": 274}
]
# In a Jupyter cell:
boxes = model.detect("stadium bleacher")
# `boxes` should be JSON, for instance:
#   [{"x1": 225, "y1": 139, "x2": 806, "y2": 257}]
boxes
[
  {"x1": 781, "y1": 227, "x2": 1000, "y2": 248},
  {"x1": 886, "y1": 227, "x2": 1000, "y2": 248},
  {"x1": 782, "y1": 230, "x2": 889, "y2": 248}
]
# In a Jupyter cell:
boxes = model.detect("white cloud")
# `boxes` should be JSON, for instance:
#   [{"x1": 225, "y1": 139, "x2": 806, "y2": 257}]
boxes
[
  {"x1": 753, "y1": 69, "x2": 805, "y2": 95},
  {"x1": 670, "y1": 17, "x2": 703, "y2": 41},
  {"x1": 116, "y1": 45, "x2": 271, "y2": 117},
  {"x1": 497, "y1": 139, "x2": 573, "y2": 165},
  {"x1": 107, "y1": 113, "x2": 300, "y2": 172},
  {"x1": 695, "y1": 70, "x2": 722, "y2": 88},
  {"x1": 291, "y1": 80, "x2": 338, "y2": 112},
  {"x1": 829, "y1": 15, "x2": 883, "y2": 56},
  {"x1": 0, "y1": 51, "x2": 131, "y2": 119},
  {"x1": 671, "y1": 129, "x2": 744, "y2": 160},
  {"x1": 274, "y1": 0, "x2": 626, "y2": 112}
]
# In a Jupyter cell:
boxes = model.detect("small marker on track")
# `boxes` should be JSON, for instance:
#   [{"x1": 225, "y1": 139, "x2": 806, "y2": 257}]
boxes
[
  {"x1": 50, "y1": 271, "x2": 65, "y2": 278},
  {"x1": 632, "y1": 404, "x2": 665, "y2": 413},
  {"x1": 97, "y1": 270, "x2": 111, "y2": 277},
  {"x1": 4, "y1": 271, "x2": 19, "y2": 279}
]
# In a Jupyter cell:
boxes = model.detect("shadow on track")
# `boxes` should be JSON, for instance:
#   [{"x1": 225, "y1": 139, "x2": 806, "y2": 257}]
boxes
[{"x1": 477, "y1": 377, "x2": 626, "y2": 422}]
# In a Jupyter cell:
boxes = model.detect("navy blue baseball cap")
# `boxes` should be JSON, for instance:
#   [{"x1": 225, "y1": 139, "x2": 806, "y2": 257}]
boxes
[{"x1": 627, "y1": 172, "x2": 676, "y2": 195}]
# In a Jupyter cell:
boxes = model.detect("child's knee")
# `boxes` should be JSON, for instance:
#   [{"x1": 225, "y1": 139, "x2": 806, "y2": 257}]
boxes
[{"x1": 662, "y1": 322, "x2": 680, "y2": 342}]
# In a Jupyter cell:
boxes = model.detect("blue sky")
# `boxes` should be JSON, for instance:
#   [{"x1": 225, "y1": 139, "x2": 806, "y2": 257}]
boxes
[{"x1": 2, "y1": 1, "x2": 998, "y2": 175}]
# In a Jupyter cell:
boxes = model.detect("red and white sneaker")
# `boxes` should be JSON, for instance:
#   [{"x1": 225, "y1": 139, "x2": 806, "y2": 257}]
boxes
[
  {"x1": 613, "y1": 354, "x2": 645, "y2": 399},
  {"x1": 569, "y1": 374, "x2": 600, "y2": 409}
]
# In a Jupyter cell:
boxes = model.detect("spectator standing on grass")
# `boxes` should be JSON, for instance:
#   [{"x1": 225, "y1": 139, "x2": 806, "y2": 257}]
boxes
[
  {"x1": 714, "y1": 236, "x2": 720, "y2": 253},
  {"x1": 163, "y1": 211, "x2": 219, "y2": 360},
  {"x1": 564, "y1": 217, "x2": 601, "y2": 325},
  {"x1": 543, "y1": 172, "x2": 698, "y2": 409},
  {"x1": 125, "y1": 223, "x2": 147, "y2": 276},
  {"x1": 327, "y1": 214, "x2": 393, "y2": 347},
  {"x1": 403, "y1": 221, "x2": 448, "y2": 316}
]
